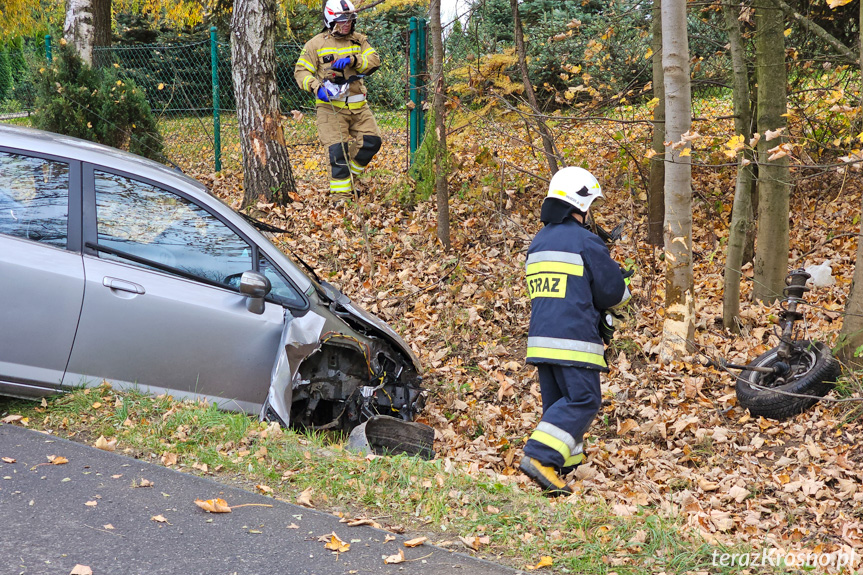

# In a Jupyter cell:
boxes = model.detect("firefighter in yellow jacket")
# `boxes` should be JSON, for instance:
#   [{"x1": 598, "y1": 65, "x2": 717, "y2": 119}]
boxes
[{"x1": 294, "y1": 0, "x2": 382, "y2": 196}]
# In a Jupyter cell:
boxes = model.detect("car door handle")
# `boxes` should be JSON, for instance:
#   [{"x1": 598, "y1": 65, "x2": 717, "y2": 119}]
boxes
[{"x1": 103, "y1": 277, "x2": 146, "y2": 295}]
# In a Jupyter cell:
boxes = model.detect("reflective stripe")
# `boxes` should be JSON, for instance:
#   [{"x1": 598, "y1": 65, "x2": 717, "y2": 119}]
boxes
[
  {"x1": 536, "y1": 422, "x2": 578, "y2": 454},
  {"x1": 528, "y1": 336, "x2": 604, "y2": 356},
  {"x1": 357, "y1": 47, "x2": 376, "y2": 71},
  {"x1": 527, "y1": 346, "x2": 606, "y2": 367},
  {"x1": 297, "y1": 58, "x2": 316, "y2": 73},
  {"x1": 330, "y1": 178, "x2": 352, "y2": 193},
  {"x1": 610, "y1": 285, "x2": 632, "y2": 310},
  {"x1": 317, "y1": 46, "x2": 361, "y2": 57},
  {"x1": 302, "y1": 76, "x2": 314, "y2": 91},
  {"x1": 526, "y1": 251, "x2": 584, "y2": 277},
  {"x1": 564, "y1": 452, "x2": 586, "y2": 467},
  {"x1": 331, "y1": 94, "x2": 366, "y2": 104},
  {"x1": 349, "y1": 159, "x2": 364, "y2": 175},
  {"x1": 316, "y1": 99, "x2": 367, "y2": 109}
]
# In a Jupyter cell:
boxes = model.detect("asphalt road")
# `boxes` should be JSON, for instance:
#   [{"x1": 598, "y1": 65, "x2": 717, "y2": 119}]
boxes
[{"x1": 0, "y1": 424, "x2": 521, "y2": 575}]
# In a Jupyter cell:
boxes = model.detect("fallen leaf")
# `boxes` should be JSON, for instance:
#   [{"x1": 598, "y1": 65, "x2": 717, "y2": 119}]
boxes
[
  {"x1": 2, "y1": 457, "x2": 15, "y2": 463},
  {"x1": 255, "y1": 484, "x2": 273, "y2": 494},
  {"x1": 85, "y1": 500, "x2": 98, "y2": 507},
  {"x1": 526, "y1": 556, "x2": 554, "y2": 570},
  {"x1": 133, "y1": 478, "x2": 154, "y2": 488},
  {"x1": 287, "y1": 523, "x2": 300, "y2": 529},
  {"x1": 161, "y1": 453, "x2": 178, "y2": 466},
  {"x1": 95, "y1": 436, "x2": 117, "y2": 451},
  {"x1": 384, "y1": 549, "x2": 406, "y2": 564},
  {"x1": 151, "y1": 514, "x2": 169, "y2": 523},
  {"x1": 70, "y1": 565, "x2": 93, "y2": 575},
  {"x1": 616, "y1": 419, "x2": 639, "y2": 435},
  {"x1": 459, "y1": 535, "x2": 490, "y2": 550},
  {"x1": 195, "y1": 498, "x2": 232, "y2": 513},
  {"x1": 345, "y1": 518, "x2": 382, "y2": 529},
  {"x1": 384, "y1": 534, "x2": 396, "y2": 542},
  {"x1": 324, "y1": 532, "x2": 351, "y2": 553},
  {"x1": 103, "y1": 524, "x2": 114, "y2": 530},
  {"x1": 48, "y1": 455, "x2": 68, "y2": 465},
  {"x1": 297, "y1": 487, "x2": 314, "y2": 508},
  {"x1": 1, "y1": 414, "x2": 23, "y2": 423},
  {"x1": 404, "y1": 536, "x2": 427, "y2": 547}
]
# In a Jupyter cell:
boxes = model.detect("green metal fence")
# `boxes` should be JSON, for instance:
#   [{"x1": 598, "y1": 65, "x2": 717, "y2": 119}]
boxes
[{"x1": 79, "y1": 26, "x2": 425, "y2": 174}]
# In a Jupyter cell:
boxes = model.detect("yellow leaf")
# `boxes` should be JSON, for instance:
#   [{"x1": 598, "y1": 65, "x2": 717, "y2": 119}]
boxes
[
  {"x1": 827, "y1": 0, "x2": 852, "y2": 7},
  {"x1": 783, "y1": 28, "x2": 792, "y2": 37},
  {"x1": 644, "y1": 48, "x2": 653, "y2": 59},
  {"x1": 324, "y1": 533, "x2": 350, "y2": 553},
  {"x1": 526, "y1": 556, "x2": 554, "y2": 570},
  {"x1": 48, "y1": 455, "x2": 68, "y2": 465},
  {"x1": 679, "y1": 148, "x2": 691, "y2": 157},
  {"x1": 195, "y1": 498, "x2": 232, "y2": 513},
  {"x1": 158, "y1": 83, "x2": 165, "y2": 90}
]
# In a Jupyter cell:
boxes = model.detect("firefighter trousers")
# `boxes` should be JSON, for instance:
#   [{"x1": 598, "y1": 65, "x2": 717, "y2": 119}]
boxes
[
  {"x1": 316, "y1": 103, "x2": 382, "y2": 194},
  {"x1": 523, "y1": 364, "x2": 601, "y2": 470}
]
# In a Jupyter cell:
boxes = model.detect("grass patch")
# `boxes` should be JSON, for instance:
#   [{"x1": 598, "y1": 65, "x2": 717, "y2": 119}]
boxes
[{"x1": 0, "y1": 386, "x2": 759, "y2": 573}]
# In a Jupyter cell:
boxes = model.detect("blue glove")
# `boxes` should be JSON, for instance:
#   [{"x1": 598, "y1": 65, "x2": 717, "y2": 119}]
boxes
[
  {"x1": 332, "y1": 56, "x2": 354, "y2": 70},
  {"x1": 316, "y1": 85, "x2": 330, "y2": 102}
]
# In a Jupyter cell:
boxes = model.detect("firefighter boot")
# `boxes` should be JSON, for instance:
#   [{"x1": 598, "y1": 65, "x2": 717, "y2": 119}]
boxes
[{"x1": 520, "y1": 456, "x2": 572, "y2": 497}]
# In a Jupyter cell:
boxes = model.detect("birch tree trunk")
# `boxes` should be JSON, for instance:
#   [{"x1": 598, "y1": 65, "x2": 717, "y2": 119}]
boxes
[
  {"x1": 722, "y1": 0, "x2": 757, "y2": 331},
  {"x1": 231, "y1": 0, "x2": 296, "y2": 208},
  {"x1": 835, "y1": 2, "x2": 863, "y2": 369},
  {"x1": 510, "y1": 0, "x2": 559, "y2": 176},
  {"x1": 430, "y1": 0, "x2": 451, "y2": 249},
  {"x1": 648, "y1": 0, "x2": 665, "y2": 246},
  {"x1": 63, "y1": 0, "x2": 111, "y2": 66},
  {"x1": 752, "y1": 1, "x2": 790, "y2": 303},
  {"x1": 659, "y1": 0, "x2": 694, "y2": 361}
]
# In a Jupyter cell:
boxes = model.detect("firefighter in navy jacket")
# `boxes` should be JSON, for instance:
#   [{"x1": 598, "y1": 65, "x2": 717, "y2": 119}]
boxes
[{"x1": 520, "y1": 166, "x2": 631, "y2": 496}]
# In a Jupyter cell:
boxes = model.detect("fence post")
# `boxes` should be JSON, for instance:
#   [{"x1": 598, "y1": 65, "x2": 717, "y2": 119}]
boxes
[
  {"x1": 418, "y1": 18, "x2": 427, "y2": 140},
  {"x1": 210, "y1": 27, "x2": 222, "y2": 172},
  {"x1": 45, "y1": 35, "x2": 52, "y2": 62},
  {"x1": 408, "y1": 17, "x2": 419, "y2": 164}
]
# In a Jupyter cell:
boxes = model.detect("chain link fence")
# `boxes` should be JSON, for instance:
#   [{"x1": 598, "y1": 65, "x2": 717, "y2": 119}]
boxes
[{"x1": 85, "y1": 30, "x2": 413, "y2": 173}]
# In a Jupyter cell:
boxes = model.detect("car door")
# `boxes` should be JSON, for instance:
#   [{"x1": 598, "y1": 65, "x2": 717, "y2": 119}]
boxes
[
  {"x1": 0, "y1": 149, "x2": 84, "y2": 397},
  {"x1": 63, "y1": 166, "x2": 285, "y2": 412}
]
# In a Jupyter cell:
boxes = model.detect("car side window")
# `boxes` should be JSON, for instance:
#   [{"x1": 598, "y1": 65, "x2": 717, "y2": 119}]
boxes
[
  {"x1": 94, "y1": 170, "x2": 252, "y2": 287},
  {"x1": 0, "y1": 151, "x2": 69, "y2": 248},
  {"x1": 259, "y1": 255, "x2": 304, "y2": 308}
]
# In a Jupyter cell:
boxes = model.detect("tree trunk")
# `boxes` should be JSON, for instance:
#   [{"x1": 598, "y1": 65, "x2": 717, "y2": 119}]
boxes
[
  {"x1": 648, "y1": 0, "x2": 665, "y2": 246},
  {"x1": 231, "y1": 0, "x2": 295, "y2": 208},
  {"x1": 63, "y1": 0, "x2": 110, "y2": 66},
  {"x1": 659, "y1": 0, "x2": 695, "y2": 361},
  {"x1": 752, "y1": 1, "x2": 790, "y2": 304},
  {"x1": 430, "y1": 0, "x2": 450, "y2": 250},
  {"x1": 510, "y1": 0, "x2": 559, "y2": 176},
  {"x1": 835, "y1": 1, "x2": 863, "y2": 369},
  {"x1": 722, "y1": 0, "x2": 756, "y2": 331}
]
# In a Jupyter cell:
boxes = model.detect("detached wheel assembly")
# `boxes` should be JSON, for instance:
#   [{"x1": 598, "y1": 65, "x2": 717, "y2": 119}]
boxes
[{"x1": 735, "y1": 340, "x2": 840, "y2": 421}]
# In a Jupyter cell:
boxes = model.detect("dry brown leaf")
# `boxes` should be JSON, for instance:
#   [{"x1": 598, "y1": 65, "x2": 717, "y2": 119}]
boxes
[
  {"x1": 287, "y1": 523, "x2": 299, "y2": 529},
  {"x1": 151, "y1": 514, "x2": 169, "y2": 523},
  {"x1": 103, "y1": 524, "x2": 114, "y2": 530},
  {"x1": 95, "y1": 436, "x2": 117, "y2": 451},
  {"x1": 384, "y1": 549, "x2": 406, "y2": 564},
  {"x1": 345, "y1": 518, "x2": 382, "y2": 529},
  {"x1": 404, "y1": 536, "x2": 427, "y2": 547},
  {"x1": 255, "y1": 484, "x2": 274, "y2": 494},
  {"x1": 161, "y1": 453, "x2": 178, "y2": 466},
  {"x1": 2, "y1": 457, "x2": 16, "y2": 463},
  {"x1": 195, "y1": 498, "x2": 232, "y2": 513},
  {"x1": 616, "y1": 419, "x2": 639, "y2": 435},
  {"x1": 134, "y1": 478, "x2": 153, "y2": 488},
  {"x1": 48, "y1": 455, "x2": 68, "y2": 465},
  {"x1": 459, "y1": 535, "x2": 490, "y2": 550},
  {"x1": 384, "y1": 534, "x2": 396, "y2": 543},
  {"x1": 1, "y1": 414, "x2": 23, "y2": 423},
  {"x1": 70, "y1": 565, "x2": 93, "y2": 575},
  {"x1": 297, "y1": 487, "x2": 314, "y2": 508},
  {"x1": 85, "y1": 500, "x2": 98, "y2": 507}
]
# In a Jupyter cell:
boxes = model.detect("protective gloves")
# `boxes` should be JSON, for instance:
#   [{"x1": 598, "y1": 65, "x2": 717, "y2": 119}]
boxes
[
  {"x1": 316, "y1": 81, "x2": 349, "y2": 102},
  {"x1": 316, "y1": 85, "x2": 330, "y2": 102},
  {"x1": 599, "y1": 311, "x2": 617, "y2": 345},
  {"x1": 331, "y1": 56, "x2": 355, "y2": 70}
]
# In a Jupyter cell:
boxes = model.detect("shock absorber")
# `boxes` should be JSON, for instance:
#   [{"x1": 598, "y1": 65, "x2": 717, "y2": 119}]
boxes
[{"x1": 776, "y1": 268, "x2": 810, "y2": 361}]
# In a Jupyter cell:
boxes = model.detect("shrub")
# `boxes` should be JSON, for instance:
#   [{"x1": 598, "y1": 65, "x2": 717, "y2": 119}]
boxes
[
  {"x1": 32, "y1": 43, "x2": 165, "y2": 161},
  {"x1": 0, "y1": 48, "x2": 11, "y2": 102}
]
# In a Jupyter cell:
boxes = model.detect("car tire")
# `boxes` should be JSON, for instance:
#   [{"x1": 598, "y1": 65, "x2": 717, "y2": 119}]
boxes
[{"x1": 735, "y1": 340, "x2": 840, "y2": 421}]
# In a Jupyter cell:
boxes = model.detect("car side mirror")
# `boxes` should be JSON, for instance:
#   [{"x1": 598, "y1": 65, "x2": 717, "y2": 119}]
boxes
[{"x1": 239, "y1": 271, "x2": 271, "y2": 315}]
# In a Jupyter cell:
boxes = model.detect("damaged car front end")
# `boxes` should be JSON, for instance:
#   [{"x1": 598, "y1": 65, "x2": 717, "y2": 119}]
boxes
[{"x1": 262, "y1": 274, "x2": 426, "y2": 434}]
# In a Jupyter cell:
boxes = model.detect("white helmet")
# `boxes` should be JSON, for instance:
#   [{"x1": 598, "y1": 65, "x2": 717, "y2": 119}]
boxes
[
  {"x1": 545, "y1": 166, "x2": 603, "y2": 212},
  {"x1": 323, "y1": 0, "x2": 357, "y2": 29}
]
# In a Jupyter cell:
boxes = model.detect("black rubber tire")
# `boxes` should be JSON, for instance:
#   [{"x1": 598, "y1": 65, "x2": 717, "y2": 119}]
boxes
[{"x1": 735, "y1": 340, "x2": 839, "y2": 421}]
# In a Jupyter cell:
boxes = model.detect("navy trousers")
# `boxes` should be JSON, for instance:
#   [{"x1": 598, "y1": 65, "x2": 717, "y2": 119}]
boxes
[{"x1": 523, "y1": 364, "x2": 602, "y2": 469}]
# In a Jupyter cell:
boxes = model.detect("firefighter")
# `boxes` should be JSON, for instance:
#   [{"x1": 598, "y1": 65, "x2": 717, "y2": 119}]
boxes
[
  {"x1": 294, "y1": 0, "x2": 382, "y2": 197},
  {"x1": 520, "y1": 166, "x2": 632, "y2": 496}
]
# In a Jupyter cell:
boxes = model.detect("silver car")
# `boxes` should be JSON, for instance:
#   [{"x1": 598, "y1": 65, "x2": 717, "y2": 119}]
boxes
[{"x1": 0, "y1": 124, "x2": 425, "y2": 432}]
